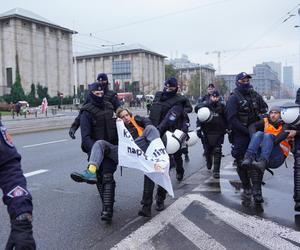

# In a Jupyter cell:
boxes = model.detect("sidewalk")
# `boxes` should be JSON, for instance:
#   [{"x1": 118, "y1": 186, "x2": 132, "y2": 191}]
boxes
[{"x1": 1, "y1": 107, "x2": 148, "y2": 135}]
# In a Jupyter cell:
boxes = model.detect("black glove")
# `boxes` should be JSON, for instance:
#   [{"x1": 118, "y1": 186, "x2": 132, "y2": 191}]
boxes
[
  {"x1": 69, "y1": 127, "x2": 76, "y2": 139},
  {"x1": 6, "y1": 215, "x2": 36, "y2": 250}
]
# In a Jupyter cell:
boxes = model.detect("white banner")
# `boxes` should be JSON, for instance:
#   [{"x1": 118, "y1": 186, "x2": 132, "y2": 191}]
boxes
[{"x1": 117, "y1": 120, "x2": 174, "y2": 197}]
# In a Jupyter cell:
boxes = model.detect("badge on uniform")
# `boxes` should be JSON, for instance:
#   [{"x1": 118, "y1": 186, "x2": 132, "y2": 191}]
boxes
[
  {"x1": 7, "y1": 186, "x2": 29, "y2": 198},
  {"x1": 0, "y1": 126, "x2": 14, "y2": 147}
]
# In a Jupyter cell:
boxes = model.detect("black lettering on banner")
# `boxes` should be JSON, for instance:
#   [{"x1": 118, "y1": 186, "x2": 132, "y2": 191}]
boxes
[
  {"x1": 123, "y1": 129, "x2": 131, "y2": 138},
  {"x1": 127, "y1": 146, "x2": 147, "y2": 158},
  {"x1": 153, "y1": 148, "x2": 167, "y2": 157}
]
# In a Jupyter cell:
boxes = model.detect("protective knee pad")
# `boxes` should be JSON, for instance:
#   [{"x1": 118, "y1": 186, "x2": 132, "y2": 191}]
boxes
[
  {"x1": 102, "y1": 173, "x2": 116, "y2": 209},
  {"x1": 236, "y1": 159, "x2": 251, "y2": 189},
  {"x1": 250, "y1": 169, "x2": 263, "y2": 193},
  {"x1": 213, "y1": 147, "x2": 222, "y2": 171}
]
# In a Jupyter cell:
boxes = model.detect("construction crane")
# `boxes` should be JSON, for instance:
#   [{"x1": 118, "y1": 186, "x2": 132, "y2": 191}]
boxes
[{"x1": 205, "y1": 45, "x2": 281, "y2": 75}]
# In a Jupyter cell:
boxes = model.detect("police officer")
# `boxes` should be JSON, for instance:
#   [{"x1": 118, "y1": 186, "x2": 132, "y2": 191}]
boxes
[
  {"x1": 139, "y1": 77, "x2": 191, "y2": 216},
  {"x1": 195, "y1": 90, "x2": 227, "y2": 178},
  {"x1": 0, "y1": 121, "x2": 36, "y2": 249},
  {"x1": 226, "y1": 72, "x2": 268, "y2": 202},
  {"x1": 196, "y1": 83, "x2": 216, "y2": 162},
  {"x1": 79, "y1": 82, "x2": 118, "y2": 222},
  {"x1": 281, "y1": 90, "x2": 300, "y2": 211},
  {"x1": 197, "y1": 83, "x2": 215, "y2": 104},
  {"x1": 68, "y1": 73, "x2": 120, "y2": 140}
]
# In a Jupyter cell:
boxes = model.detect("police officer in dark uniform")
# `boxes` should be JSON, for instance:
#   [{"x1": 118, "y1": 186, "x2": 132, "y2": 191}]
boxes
[
  {"x1": 139, "y1": 77, "x2": 191, "y2": 216},
  {"x1": 0, "y1": 121, "x2": 36, "y2": 249},
  {"x1": 79, "y1": 82, "x2": 118, "y2": 222},
  {"x1": 195, "y1": 90, "x2": 227, "y2": 178},
  {"x1": 196, "y1": 83, "x2": 216, "y2": 164},
  {"x1": 289, "y1": 88, "x2": 300, "y2": 211},
  {"x1": 226, "y1": 72, "x2": 268, "y2": 202},
  {"x1": 68, "y1": 73, "x2": 120, "y2": 140},
  {"x1": 197, "y1": 83, "x2": 215, "y2": 104}
]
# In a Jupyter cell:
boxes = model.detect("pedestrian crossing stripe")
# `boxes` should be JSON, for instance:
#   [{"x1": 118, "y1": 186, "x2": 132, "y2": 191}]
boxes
[{"x1": 113, "y1": 187, "x2": 300, "y2": 250}]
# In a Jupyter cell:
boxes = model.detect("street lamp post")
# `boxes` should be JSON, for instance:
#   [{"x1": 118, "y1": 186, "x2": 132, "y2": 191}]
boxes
[
  {"x1": 199, "y1": 64, "x2": 202, "y2": 98},
  {"x1": 101, "y1": 43, "x2": 125, "y2": 91}
]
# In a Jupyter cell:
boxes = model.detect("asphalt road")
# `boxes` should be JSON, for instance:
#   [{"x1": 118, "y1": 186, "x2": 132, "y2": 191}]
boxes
[{"x1": 1, "y1": 101, "x2": 300, "y2": 249}]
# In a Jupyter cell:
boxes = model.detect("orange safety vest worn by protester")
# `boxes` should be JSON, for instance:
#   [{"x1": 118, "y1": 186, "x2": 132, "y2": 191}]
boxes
[
  {"x1": 130, "y1": 116, "x2": 144, "y2": 137},
  {"x1": 263, "y1": 117, "x2": 290, "y2": 157}
]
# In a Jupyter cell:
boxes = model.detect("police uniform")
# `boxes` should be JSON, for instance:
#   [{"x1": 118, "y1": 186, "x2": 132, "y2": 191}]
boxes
[
  {"x1": 69, "y1": 81, "x2": 120, "y2": 139},
  {"x1": 292, "y1": 88, "x2": 300, "y2": 211},
  {"x1": 0, "y1": 121, "x2": 35, "y2": 249},
  {"x1": 195, "y1": 91, "x2": 227, "y2": 178},
  {"x1": 226, "y1": 73, "x2": 267, "y2": 198},
  {"x1": 80, "y1": 84, "x2": 118, "y2": 222},
  {"x1": 140, "y1": 77, "x2": 191, "y2": 214}
]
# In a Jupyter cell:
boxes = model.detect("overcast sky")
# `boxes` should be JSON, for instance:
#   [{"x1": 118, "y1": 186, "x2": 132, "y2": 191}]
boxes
[{"x1": 1, "y1": 0, "x2": 300, "y2": 85}]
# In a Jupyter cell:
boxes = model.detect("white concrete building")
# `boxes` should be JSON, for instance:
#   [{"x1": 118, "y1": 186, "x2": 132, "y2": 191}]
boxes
[
  {"x1": 176, "y1": 65, "x2": 216, "y2": 93},
  {"x1": 75, "y1": 44, "x2": 166, "y2": 95},
  {"x1": 0, "y1": 8, "x2": 75, "y2": 97}
]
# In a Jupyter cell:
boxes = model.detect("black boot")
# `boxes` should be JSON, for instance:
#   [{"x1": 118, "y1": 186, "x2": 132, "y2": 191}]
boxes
[
  {"x1": 96, "y1": 172, "x2": 104, "y2": 212},
  {"x1": 213, "y1": 147, "x2": 222, "y2": 179},
  {"x1": 252, "y1": 158, "x2": 268, "y2": 173},
  {"x1": 184, "y1": 154, "x2": 190, "y2": 162},
  {"x1": 294, "y1": 150, "x2": 300, "y2": 211},
  {"x1": 205, "y1": 153, "x2": 213, "y2": 170},
  {"x1": 236, "y1": 159, "x2": 252, "y2": 202},
  {"x1": 138, "y1": 176, "x2": 154, "y2": 217},
  {"x1": 101, "y1": 173, "x2": 115, "y2": 222},
  {"x1": 175, "y1": 154, "x2": 184, "y2": 181},
  {"x1": 295, "y1": 202, "x2": 300, "y2": 212},
  {"x1": 155, "y1": 186, "x2": 166, "y2": 211},
  {"x1": 250, "y1": 169, "x2": 264, "y2": 204},
  {"x1": 236, "y1": 159, "x2": 252, "y2": 189}
]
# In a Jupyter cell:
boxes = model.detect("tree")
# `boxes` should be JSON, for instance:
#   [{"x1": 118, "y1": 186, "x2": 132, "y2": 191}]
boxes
[
  {"x1": 214, "y1": 77, "x2": 228, "y2": 96},
  {"x1": 10, "y1": 72, "x2": 25, "y2": 103},
  {"x1": 187, "y1": 72, "x2": 206, "y2": 98},
  {"x1": 165, "y1": 64, "x2": 177, "y2": 80},
  {"x1": 26, "y1": 83, "x2": 39, "y2": 106},
  {"x1": 36, "y1": 83, "x2": 49, "y2": 99}
]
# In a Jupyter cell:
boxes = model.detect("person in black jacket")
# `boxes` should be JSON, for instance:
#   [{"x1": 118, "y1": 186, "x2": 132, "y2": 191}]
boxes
[
  {"x1": 75, "y1": 82, "x2": 118, "y2": 222},
  {"x1": 139, "y1": 77, "x2": 191, "y2": 217},
  {"x1": 0, "y1": 121, "x2": 36, "y2": 249},
  {"x1": 226, "y1": 72, "x2": 268, "y2": 203},
  {"x1": 68, "y1": 73, "x2": 120, "y2": 140},
  {"x1": 195, "y1": 90, "x2": 227, "y2": 178}
]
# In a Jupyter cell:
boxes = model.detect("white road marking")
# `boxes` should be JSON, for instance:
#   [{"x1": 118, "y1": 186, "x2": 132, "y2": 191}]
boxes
[
  {"x1": 171, "y1": 214, "x2": 226, "y2": 250},
  {"x1": 23, "y1": 139, "x2": 68, "y2": 148},
  {"x1": 24, "y1": 169, "x2": 49, "y2": 177},
  {"x1": 190, "y1": 193, "x2": 300, "y2": 250},
  {"x1": 112, "y1": 195, "x2": 192, "y2": 249},
  {"x1": 113, "y1": 187, "x2": 300, "y2": 250}
]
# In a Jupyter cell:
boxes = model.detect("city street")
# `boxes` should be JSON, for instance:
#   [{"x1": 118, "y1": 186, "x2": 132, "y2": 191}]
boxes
[{"x1": 1, "y1": 101, "x2": 300, "y2": 249}]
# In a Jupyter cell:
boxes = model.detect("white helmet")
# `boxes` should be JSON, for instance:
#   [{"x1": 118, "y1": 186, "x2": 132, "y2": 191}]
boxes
[
  {"x1": 162, "y1": 129, "x2": 186, "y2": 154},
  {"x1": 197, "y1": 107, "x2": 212, "y2": 122},
  {"x1": 281, "y1": 102, "x2": 300, "y2": 125},
  {"x1": 186, "y1": 131, "x2": 199, "y2": 146}
]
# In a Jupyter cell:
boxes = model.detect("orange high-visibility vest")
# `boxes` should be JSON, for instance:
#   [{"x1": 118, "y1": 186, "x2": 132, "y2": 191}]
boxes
[
  {"x1": 263, "y1": 118, "x2": 290, "y2": 157},
  {"x1": 130, "y1": 116, "x2": 144, "y2": 137}
]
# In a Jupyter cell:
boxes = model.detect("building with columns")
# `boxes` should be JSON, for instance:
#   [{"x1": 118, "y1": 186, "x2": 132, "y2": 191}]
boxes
[
  {"x1": 75, "y1": 44, "x2": 166, "y2": 95},
  {"x1": 0, "y1": 8, "x2": 75, "y2": 97}
]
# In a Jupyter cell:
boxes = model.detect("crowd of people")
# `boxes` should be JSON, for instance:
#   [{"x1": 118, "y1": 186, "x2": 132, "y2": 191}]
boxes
[{"x1": 2, "y1": 71, "x2": 300, "y2": 248}]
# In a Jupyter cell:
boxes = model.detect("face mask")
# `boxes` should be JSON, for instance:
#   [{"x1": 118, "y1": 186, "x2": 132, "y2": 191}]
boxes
[{"x1": 89, "y1": 92, "x2": 104, "y2": 106}]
